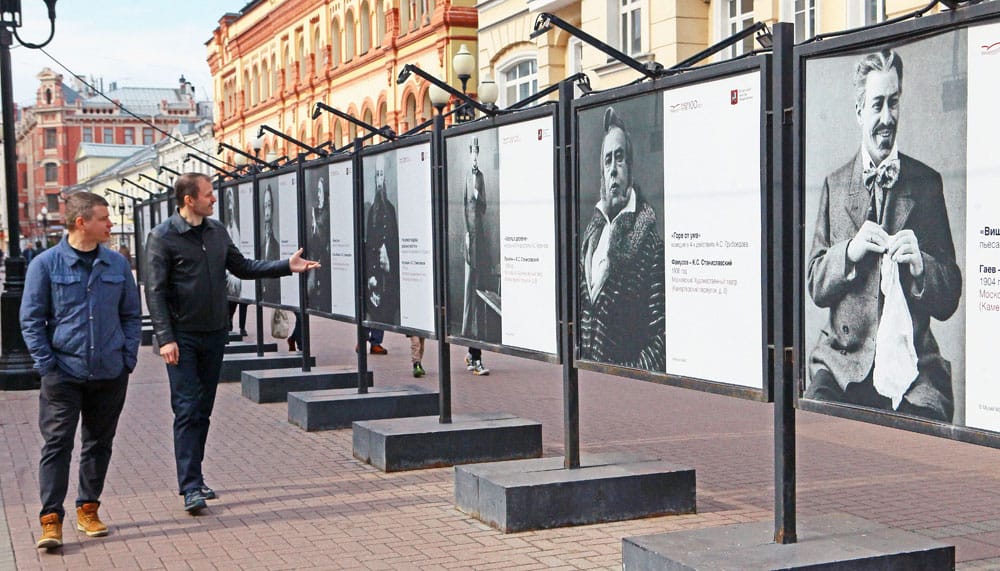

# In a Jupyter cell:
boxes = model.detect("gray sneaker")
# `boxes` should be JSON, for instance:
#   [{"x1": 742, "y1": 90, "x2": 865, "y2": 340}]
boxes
[{"x1": 471, "y1": 360, "x2": 490, "y2": 376}]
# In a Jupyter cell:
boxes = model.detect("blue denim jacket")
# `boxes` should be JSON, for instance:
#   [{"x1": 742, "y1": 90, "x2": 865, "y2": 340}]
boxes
[{"x1": 20, "y1": 237, "x2": 142, "y2": 379}]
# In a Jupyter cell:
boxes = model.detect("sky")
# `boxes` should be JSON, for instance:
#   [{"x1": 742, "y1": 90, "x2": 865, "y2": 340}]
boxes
[{"x1": 9, "y1": 1, "x2": 244, "y2": 107}]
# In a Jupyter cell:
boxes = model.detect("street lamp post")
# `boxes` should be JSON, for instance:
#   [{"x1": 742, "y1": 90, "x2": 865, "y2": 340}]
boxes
[
  {"x1": 117, "y1": 200, "x2": 126, "y2": 249},
  {"x1": 0, "y1": 0, "x2": 59, "y2": 390},
  {"x1": 35, "y1": 206, "x2": 47, "y2": 247}
]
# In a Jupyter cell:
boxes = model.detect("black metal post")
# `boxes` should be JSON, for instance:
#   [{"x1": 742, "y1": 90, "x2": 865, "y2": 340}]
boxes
[
  {"x1": 772, "y1": 22, "x2": 796, "y2": 545},
  {"x1": 295, "y1": 153, "x2": 312, "y2": 372},
  {"x1": 557, "y1": 81, "x2": 580, "y2": 469},
  {"x1": 0, "y1": 27, "x2": 38, "y2": 390},
  {"x1": 252, "y1": 172, "x2": 265, "y2": 356},
  {"x1": 351, "y1": 137, "x2": 369, "y2": 393},
  {"x1": 431, "y1": 111, "x2": 452, "y2": 423}
]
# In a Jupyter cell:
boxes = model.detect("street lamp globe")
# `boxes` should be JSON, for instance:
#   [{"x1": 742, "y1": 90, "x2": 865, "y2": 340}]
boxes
[
  {"x1": 478, "y1": 73, "x2": 499, "y2": 109},
  {"x1": 453, "y1": 44, "x2": 475, "y2": 93},
  {"x1": 429, "y1": 80, "x2": 450, "y2": 113}
]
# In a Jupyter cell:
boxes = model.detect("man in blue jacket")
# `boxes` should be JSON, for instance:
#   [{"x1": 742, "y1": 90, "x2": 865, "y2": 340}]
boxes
[{"x1": 21, "y1": 192, "x2": 141, "y2": 549}]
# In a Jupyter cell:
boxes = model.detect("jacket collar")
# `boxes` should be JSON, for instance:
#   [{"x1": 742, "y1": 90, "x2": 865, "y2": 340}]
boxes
[
  {"x1": 55, "y1": 236, "x2": 111, "y2": 268},
  {"x1": 169, "y1": 211, "x2": 212, "y2": 234}
]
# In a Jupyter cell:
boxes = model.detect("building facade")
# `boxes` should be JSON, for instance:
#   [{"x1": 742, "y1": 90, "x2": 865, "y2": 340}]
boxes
[
  {"x1": 476, "y1": 0, "x2": 948, "y2": 108},
  {"x1": 13, "y1": 68, "x2": 201, "y2": 246},
  {"x1": 206, "y1": 0, "x2": 479, "y2": 163}
]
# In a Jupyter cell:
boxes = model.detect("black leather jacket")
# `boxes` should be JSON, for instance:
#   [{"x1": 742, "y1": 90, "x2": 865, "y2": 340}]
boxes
[{"x1": 146, "y1": 213, "x2": 290, "y2": 344}]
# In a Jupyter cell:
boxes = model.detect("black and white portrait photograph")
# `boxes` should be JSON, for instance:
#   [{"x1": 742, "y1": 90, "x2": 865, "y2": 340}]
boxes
[
  {"x1": 363, "y1": 151, "x2": 401, "y2": 327},
  {"x1": 446, "y1": 130, "x2": 502, "y2": 344},
  {"x1": 803, "y1": 33, "x2": 967, "y2": 425},
  {"x1": 258, "y1": 177, "x2": 281, "y2": 305},
  {"x1": 304, "y1": 165, "x2": 332, "y2": 313},
  {"x1": 222, "y1": 185, "x2": 243, "y2": 300},
  {"x1": 576, "y1": 95, "x2": 666, "y2": 373}
]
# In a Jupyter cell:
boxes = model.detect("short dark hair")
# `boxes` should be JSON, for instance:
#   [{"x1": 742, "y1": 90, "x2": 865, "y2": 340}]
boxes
[
  {"x1": 175, "y1": 172, "x2": 212, "y2": 206},
  {"x1": 602, "y1": 106, "x2": 632, "y2": 165},
  {"x1": 64, "y1": 192, "x2": 109, "y2": 230},
  {"x1": 854, "y1": 49, "x2": 903, "y2": 109}
]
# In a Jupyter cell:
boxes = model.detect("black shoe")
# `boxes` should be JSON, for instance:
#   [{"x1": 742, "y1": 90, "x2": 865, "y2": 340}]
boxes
[
  {"x1": 183, "y1": 489, "x2": 207, "y2": 514},
  {"x1": 200, "y1": 485, "x2": 218, "y2": 500}
]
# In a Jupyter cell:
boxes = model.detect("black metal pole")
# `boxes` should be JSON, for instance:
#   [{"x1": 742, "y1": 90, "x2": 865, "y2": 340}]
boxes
[
  {"x1": 351, "y1": 137, "x2": 368, "y2": 393},
  {"x1": 0, "y1": 27, "x2": 38, "y2": 390},
  {"x1": 772, "y1": 22, "x2": 796, "y2": 545},
  {"x1": 295, "y1": 153, "x2": 312, "y2": 372},
  {"x1": 252, "y1": 172, "x2": 265, "y2": 356},
  {"x1": 557, "y1": 80, "x2": 580, "y2": 469},
  {"x1": 431, "y1": 111, "x2": 451, "y2": 423}
]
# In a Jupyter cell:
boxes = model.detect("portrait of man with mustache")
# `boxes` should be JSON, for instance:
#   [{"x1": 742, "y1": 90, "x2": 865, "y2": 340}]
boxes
[{"x1": 804, "y1": 48, "x2": 962, "y2": 423}]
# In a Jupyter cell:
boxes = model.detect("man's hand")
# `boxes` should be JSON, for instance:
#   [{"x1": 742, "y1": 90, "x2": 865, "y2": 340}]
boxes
[
  {"x1": 846, "y1": 221, "x2": 890, "y2": 263},
  {"x1": 289, "y1": 248, "x2": 321, "y2": 273},
  {"x1": 160, "y1": 342, "x2": 179, "y2": 366},
  {"x1": 888, "y1": 229, "x2": 924, "y2": 277}
]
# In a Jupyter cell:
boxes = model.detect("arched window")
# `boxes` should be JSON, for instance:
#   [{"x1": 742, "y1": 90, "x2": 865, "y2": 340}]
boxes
[
  {"x1": 404, "y1": 93, "x2": 417, "y2": 132},
  {"x1": 420, "y1": 0, "x2": 430, "y2": 24},
  {"x1": 297, "y1": 36, "x2": 306, "y2": 82},
  {"x1": 261, "y1": 59, "x2": 270, "y2": 100},
  {"x1": 251, "y1": 65, "x2": 260, "y2": 106},
  {"x1": 44, "y1": 88, "x2": 52, "y2": 104},
  {"x1": 345, "y1": 11, "x2": 356, "y2": 60},
  {"x1": 312, "y1": 26, "x2": 322, "y2": 73},
  {"x1": 348, "y1": 121, "x2": 358, "y2": 142},
  {"x1": 360, "y1": 2, "x2": 371, "y2": 54},
  {"x1": 376, "y1": 1, "x2": 384, "y2": 47},
  {"x1": 331, "y1": 19, "x2": 341, "y2": 66},
  {"x1": 270, "y1": 54, "x2": 278, "y2": 95},
  {"x1": 499, "y1": 58, "x2": 538, "y2": 108},
  {"x1": 334, "y1": 120, "x2": 343, "y2": 147},
  {"x1": 315, "y1": 123, "x2": 325, "y2": 145},
  {"x1": 243, "y1": 70, "x2": 251, "y2": 107},
  {"x1": 400, "y1": 1, "x2": 409, "y2": 34},
  {"x1": 421, "y1": 90, "x2": 432, "y2": 123},
  {"x1": 410, "y1": 0, "x2": 418, "y2": 29},
  {"x1": 378, "y1": 101, "x2": 387, "y2": 133},
  {"x1": 282, "y1": 46, "x2": 290, "y2": 89}
]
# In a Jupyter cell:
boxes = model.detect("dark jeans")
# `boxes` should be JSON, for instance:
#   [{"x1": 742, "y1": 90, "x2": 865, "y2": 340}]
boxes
[
  {"x1": 39, "y1": 368, "x2": 129, "y2": 518},
  {"x1": 290, "y1": 313, "x2": 302, "y2": 345},
  {"x1": 166, "y1": 329, "x2": 228, "y2": 494},
  {"x1": 228, "y1": 301, "x2": 248, "y2": 332},
  {"x1": 368, "y1": 328, "x2": 384, "y2": 345}
]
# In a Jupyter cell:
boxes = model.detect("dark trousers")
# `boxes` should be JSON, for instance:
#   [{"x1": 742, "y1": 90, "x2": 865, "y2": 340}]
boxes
[
  {"x1": 290, "y1": 313, "x2": 302, "y2": 345},
  {"x1": 166, "y1": 329, "x2": 228, "y2": 494},
  {"x1": 228, "y1": 301, "x2": 248, "y2": 332},
  {"x1": 39, "y1": 368, "x2": 129, "y2": 518},
  {"x1": 368, "y1": 328, "x2": 384, "y2": 345},
  {"x1": 804, "y1": 367, "x2": 939, "y2": 420}
]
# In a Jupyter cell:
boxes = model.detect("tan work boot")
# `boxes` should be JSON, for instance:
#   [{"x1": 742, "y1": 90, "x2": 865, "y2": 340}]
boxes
[
  {"x1": 36, "y1": 513, "x2": 62, "y2": 549},
  {"x1": 76, "y1": 502, "x2": 109, "y2": 537}
]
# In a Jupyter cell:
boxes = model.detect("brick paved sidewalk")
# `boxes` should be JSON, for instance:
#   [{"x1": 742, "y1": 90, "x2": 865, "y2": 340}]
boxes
[{"x1": 2, "y1": 313, "x2": 1000, "y2": 570}]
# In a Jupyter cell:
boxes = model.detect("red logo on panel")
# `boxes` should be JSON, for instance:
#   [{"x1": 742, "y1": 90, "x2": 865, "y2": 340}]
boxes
[{"x1": 730, "y1": 89, "x2": 739, "y2": 105}]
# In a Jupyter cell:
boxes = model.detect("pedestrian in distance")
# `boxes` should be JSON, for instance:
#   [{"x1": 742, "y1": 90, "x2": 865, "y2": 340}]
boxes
[{"x1": 21, "y1": 192, "x2": 141, "y2": 549}]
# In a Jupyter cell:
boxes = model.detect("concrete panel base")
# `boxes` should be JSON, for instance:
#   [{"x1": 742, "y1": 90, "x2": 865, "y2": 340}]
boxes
[
  {"x1": 455, "y1": 452, "x2": 696, "y2": 533},
  {"x1": 353, "y1": 413, "x2": 542, "y2": 472},
  {"x1": 287, "y1": 385, "x2": 438, "y2": 432},
  {"x1": 242, "y1": 366, "x2": 373, "y2": 403},
  {"x1": 224, "y1": 341, "x2": 278, "y2": 355},
  {"x1": 621, "y1": 514, "x2": 954, "y2": 570},
  {"x1": 219, "y1": 353, "x2": 314, "y2": 382},
  {"x1": 227, "y1": 331, "x2": 242, "y2": 342}
]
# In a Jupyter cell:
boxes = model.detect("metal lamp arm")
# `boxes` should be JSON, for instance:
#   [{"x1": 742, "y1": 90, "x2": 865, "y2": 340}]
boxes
[
  {"x1": 217, "y1": 141, "x2": 273, "y2": 167},
  {"x1": 137, "y1": 173, "x2": 171, "y2": 193},
  {"x1": 313, "y1": 102, "x2": 396, "y2": 140},
  {"x1": 530, "y1": 13, "x2": 661, "y2": 79},
  {"x1": 397, "y1": 64, "x2": 497, "y2": 116},
  {"x1": 184, "y1": 154, "x2": 237, "y2": 178},
  {"x1": 257, "y1": 125, "x2": 327, "y2": 158}
]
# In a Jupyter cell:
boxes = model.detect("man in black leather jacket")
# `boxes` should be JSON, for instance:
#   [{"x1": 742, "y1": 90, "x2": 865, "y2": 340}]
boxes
[{"x1": 146, "y1": 173, "x2": 319, "y2": 514}]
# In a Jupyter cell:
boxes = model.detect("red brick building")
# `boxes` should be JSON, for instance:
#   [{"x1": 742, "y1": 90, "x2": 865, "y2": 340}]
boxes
[{"x1": 13, "y1": 68, "x2": 200, "y2": 246}]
